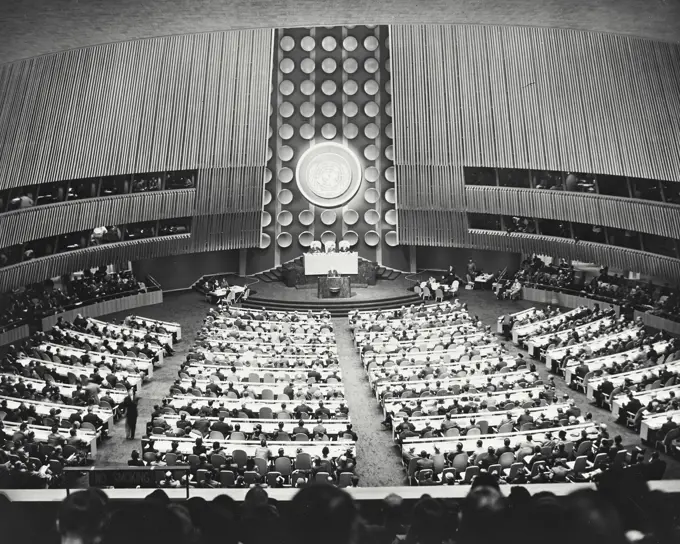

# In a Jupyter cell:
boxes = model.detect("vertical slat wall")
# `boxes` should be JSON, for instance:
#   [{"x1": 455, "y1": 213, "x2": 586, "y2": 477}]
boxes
[
  {"x1": 0, "y1": 235, "x2": 192, "y2": 292},
  {"x1": 465, "y1": 187, "x2": 680, "y2": 240},
  {"x1": 390, "y1": 24, "x2": 680, "y2": 248},
  {"x1": 0, "y1": 29, "x2": 273, "y2": 189},
  {"x1": 0, "y1": 189, "x2": 196, "y2": 248}
]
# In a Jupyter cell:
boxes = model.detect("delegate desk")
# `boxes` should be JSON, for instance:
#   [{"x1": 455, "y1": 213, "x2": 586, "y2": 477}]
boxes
[
  {"x1": 16, "y1": 357, "x2": 143, "y2": 391},
  {"x1": 611, "y1": 384, "x2": 680, "y2": 415},
  {"x1": 126, "y1": 316, "x2": 182, "y2": 341},
  {"x1": 394, "y1": 403, "x2": 572, "y2": 441},
  {"x1": 304, "y1": 252, "x2": 358, "y2": 275},
  {"x1": 183, "y1": 364, "x2": 342, "y2": 382},
  {"x1": 403, "y1": 423, "x2": 596, "y2": 455},
  {"x1": 640, "y1": 409, "x2": 680, "y2": 442},
  {"x1": 2, "y1": 420, "x2": 99, "y2": 455},
  {"x1": 0, "y1": 395, "x2": 114, "y2": 431},
  {"x1": 145, "y1": 437, "x2": 356, "y2": 458},
  {"x1": 159, "y1": 416, "x2": 352, "y2": 436},
  {"x1": 168, "y1": 395, "x2": 347, "y2": 414},
  {"x1": 381, "y1": 387, "x2": 544, "y2": 418}
]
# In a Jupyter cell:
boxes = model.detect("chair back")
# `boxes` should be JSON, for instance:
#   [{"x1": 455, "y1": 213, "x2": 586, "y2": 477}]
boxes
[
  {"x1": 294, "y1": 433, "x2": 308, "y2": 441},
  {"x1": 461, "y1": 465, "x2": 479, "y2": 484},
  {"x1": 575, "y1": 440, "x2": 592, "y2": 457},
  {"x1": 295, "y1": 452, "x2": 312, "y2": 470},
  {"x1": 219, "y1": 470, "x2": 235, "y2": 487},
  {"x1": 274, "y1": 456, "x2": 292, "y2": 476},
  {"x1": 259, "y1": 407, "x2": 273, "y2": 419},
  {"x1": 612, "y1": 448, "x2": 628, "y2": 468},
  {"x1": 261, "y1": 389, "x2": 274, "y2": 400},
  {"x1": 487, "y1": 464, "x2": 501, "y2": 477},
  {"x1": 498, "y1": 452, "x2": 515, "y2": 468},
  {"x1": 573, "y1": 455, "x2": 588, "y2": 474},
  {"x1": 452, "y1": 453, "x2": 469, "y2": 472},
  {"x1": 529, "y1": 460, "x2": 546, "y2": 477},
  {"x1": 498, "y1": 422, "x2": 514, "y2": 433},
  {"x1": 315, "y1": 471, "x2": 331, "y2": 483},
  {"x1": 593, "y1": 452, "x2": 608, "y2": 467},
  {"x1": 338, "y1": 472, "x2": 353, "y2": 487},
  {"x1": 444, "y1": 427, "x2": 460, "y2": 437},
  {"x1": 432, "y1": 453, "x2": 446, "y2": 475},
  {"x1": 164, "y1": 453, "x2": 178, "y2": 465},
  {"x1": 231, "y1": 432, "x2": 246, "y2": 441},
  {"x1": 265, "y1": 471, "x2": 281, "y2": 487},
  {"x1": 209, "y1": 430, "x2": 225, "y2": 440},
  {"x1": 466, "y1": 427, "x2": 481, "y2": 436},
  {"x1": 232, "y1": 449, "x2": 248, "y2": 468},
  {"x1": 244, "y1": 471, "x2": 260, "y2": 485},
  {"x1": 477, "y1": 420, "x2": 489, "y2": 434},
  {"x1": 506, "y1": 462, "x2": 523, "y2": 479},
  {"x1": 254, "y1": 457, "x2": 268, "y2": 475}
]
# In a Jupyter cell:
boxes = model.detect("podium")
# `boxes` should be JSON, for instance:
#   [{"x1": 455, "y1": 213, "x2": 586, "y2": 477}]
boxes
[{"x1": 318, "y1": 276, "x2": 352, "y2": 298}]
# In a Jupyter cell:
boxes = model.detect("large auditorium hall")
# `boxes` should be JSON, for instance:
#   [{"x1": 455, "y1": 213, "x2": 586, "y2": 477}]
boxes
[{"x1": 1, "y1": 1, "x2": 680, "y2": 543}]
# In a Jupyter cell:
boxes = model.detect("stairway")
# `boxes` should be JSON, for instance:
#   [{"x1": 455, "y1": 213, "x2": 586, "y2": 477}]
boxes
[{"x1": 240, "y1": 291, "x2": 422, "y2": 317}]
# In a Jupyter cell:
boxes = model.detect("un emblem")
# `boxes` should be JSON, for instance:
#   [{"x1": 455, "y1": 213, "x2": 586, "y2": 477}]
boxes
[{"x1": 295, "y1": 143, "x2": 363, "y2": 208}]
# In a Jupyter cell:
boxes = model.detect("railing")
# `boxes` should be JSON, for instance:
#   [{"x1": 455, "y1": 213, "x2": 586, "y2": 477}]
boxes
[
  {"x1": 0, "y1": 235, "x2": 192, "y2": 292},
  {"x1": 465, "y1": 186, "x2": 680, "y2": 239},
  {"x1": 0, "y1": 189, "x2": 196, "y2": 248}
]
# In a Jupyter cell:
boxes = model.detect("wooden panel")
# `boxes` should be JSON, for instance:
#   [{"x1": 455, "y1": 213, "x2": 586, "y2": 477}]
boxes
[
  {"x1": 634, "y1": 310, "x2": 680, "y2": 336},
  {"x1": 0, "y1": 234, "x2": 192, "y2": 292},
  {"x1": 41, "y1": 290, "x2": 163, "y2": 330},
  {"x1": 465, "y1": 186, "x2": 680, "y2": 239},
  {"x1": 0, "y1": 189, "x2": 195, "y2": 248},
  {"x1": 466, "y1": 229, "x2": 680, "y2": 282},
  {"x1": 0, "y1": 29, "x2": 273, "y2": 189},
  {"x1": 0, "y1": 324, "x2": 30, "y2": 346},
  {"x1": 523, "y1": 287, "x2": 621, "y2": 314}
]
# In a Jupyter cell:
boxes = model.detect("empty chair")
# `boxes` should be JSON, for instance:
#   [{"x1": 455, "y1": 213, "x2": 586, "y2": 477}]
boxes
[
  {"x1": 253, "y1": 457, "x2": 268, "y2": 475},
  {"x1": 164, "y1": 453, "x2": 178, "y2": 465},
  {"x1": 266, "y1": 471, "x2": 281, "y2": 487},
  {"x1": 259, "y1": 407, "x2": 273, "y2": 419},
  {"x1": 295, "y1": 453, "x2": 312, "y2": 471},
  {"x1": 460, "y1": 466, "x2": 479, "y2": 484},
  {"x1": 315, "y1": 471, "x2": 332, "y2": 483},
  {"x1": 261, "y1": 389, "x2": 275, "y2": 400},
  {"x1": 567, "y1": 455, "x2": 592, "y2": 474},
  {"x1": 219, "y1": 470, "x2": 236, "y2": 487},
  {"x1": 274, "y1": 456, "x2": 292, "y2": 478},
  {"x1": 210, "y1": 454, "x2": 227, "y2": 470},
  {"x1": 232, "y1": 449, "x2": 248, "y2": 469},
  {"x1": 243, "y1": 471, "x2": 261, "y2": 485},
  {"x1": 338, "y1": 472, "x2": 353, "y2": 488},
  {"x1": 503, "y1": 462, "x2": 524, "y2": 479}
]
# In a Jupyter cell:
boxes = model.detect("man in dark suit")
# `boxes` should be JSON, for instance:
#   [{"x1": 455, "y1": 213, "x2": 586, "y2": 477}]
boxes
[
  {"x1": 83, "y1": 406, "x2": 103, "y2": 429},
  {"x1": 643, "y1": 451, "x2": 667, "y2": 480},
  {"x1": 618, "y1": 393, "x2": 643, "y2": 424},
  {"x1": 658, "y1": 416, "x2": 678, "y2": 439},
  {"x1": 594, "y1": 378, "x2": 615, "y2": 408},
  {"x1": 516, "y1": 409, "x2": 534, "y2": 428},
  {"x1": 292, "y1": 420, "x2": 310, "y2": 438},
  {"x1": 210, "y1": 416, "x2": 232, "y2": 437}
]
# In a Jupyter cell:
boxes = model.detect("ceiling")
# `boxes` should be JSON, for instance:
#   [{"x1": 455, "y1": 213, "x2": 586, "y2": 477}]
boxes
[{"x1": 1, "y1": 0, "x2": 679, "y2": 64}]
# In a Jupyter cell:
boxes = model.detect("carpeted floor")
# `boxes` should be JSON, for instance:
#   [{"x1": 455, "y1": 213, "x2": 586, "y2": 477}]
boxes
[{"x1": 87, "y1": 284, "x2": 680, "y2": 484}]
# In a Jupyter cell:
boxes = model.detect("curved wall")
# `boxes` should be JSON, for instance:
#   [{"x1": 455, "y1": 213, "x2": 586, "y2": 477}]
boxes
[
  {"x1": 391, "y1": 24, "x2": 680, "y2": 280},
  {"x1": 1, "y1": 24, "x2": 680, "y2": 288},
  {"x1": 2, "y1": 0, "x2": 680, "y2": 64},
  {"x1": 0, "y1": 30, "x2": 272, "y2": 188}
]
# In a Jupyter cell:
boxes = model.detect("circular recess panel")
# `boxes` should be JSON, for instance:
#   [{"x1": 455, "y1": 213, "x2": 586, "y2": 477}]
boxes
[{"x1": 295, "y1": 142, "x2": 363, "y2": 209}]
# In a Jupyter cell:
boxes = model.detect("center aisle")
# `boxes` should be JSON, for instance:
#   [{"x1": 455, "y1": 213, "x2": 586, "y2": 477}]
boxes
[{"x1": 332, "y1": 317, "x2": 405, "y2": 486}]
